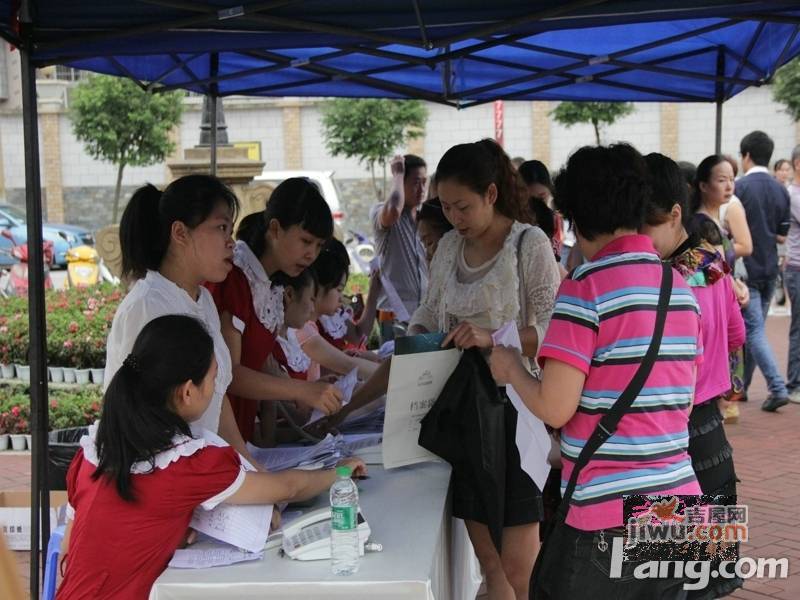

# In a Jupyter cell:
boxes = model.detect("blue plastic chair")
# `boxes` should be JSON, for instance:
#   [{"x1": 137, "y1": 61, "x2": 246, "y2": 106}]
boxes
[{"x1": 42, "y1": 524, "x2": 65, "y2": 600}]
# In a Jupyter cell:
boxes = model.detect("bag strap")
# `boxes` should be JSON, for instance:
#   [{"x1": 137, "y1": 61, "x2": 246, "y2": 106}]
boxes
[
  {"x1": 516, "y1": 227, "x2": 529, "y2": 326},
  {"x1": 556, "y1": 261, "x2": 673, "y2": 520}
]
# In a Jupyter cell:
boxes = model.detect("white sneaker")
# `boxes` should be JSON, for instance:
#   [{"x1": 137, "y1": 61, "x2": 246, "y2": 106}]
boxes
[{"x1": 789, "y1": 389, "x2": 800, "y2": 404}]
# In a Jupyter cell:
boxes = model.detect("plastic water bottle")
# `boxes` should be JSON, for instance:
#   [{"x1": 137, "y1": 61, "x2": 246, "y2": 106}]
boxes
[{"x1": 330, "y1": 465, "x2": 360, "y2": 575}]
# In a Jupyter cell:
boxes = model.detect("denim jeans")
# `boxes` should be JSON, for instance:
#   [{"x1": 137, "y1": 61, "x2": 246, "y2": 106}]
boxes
[
  {"x1": 785, "y1": 269, "x2": 800, "y2": 391},
  {"x1": 743, "y1": 279, "x2": 788, "y2": 397}
]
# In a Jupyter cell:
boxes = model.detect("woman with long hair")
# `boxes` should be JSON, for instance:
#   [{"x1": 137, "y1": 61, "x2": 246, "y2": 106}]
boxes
[
  {"x1": 410, "y1": 139, "x2": 560, "y2": 599},
  {"x1": 209, "y1": 178, "x2": 344, "y2": 442}
]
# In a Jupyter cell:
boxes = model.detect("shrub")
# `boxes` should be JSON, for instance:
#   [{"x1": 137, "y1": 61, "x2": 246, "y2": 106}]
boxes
[
  {"x1": 0, "y1": 383, "x2": 103, "y2": 432},
  {"x1": 0, "y1": 284, "x2": 122, "y2": 369}
]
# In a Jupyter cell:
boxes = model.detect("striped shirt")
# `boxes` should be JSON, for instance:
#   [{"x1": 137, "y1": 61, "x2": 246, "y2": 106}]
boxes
[{"x1": 538, "y1": 235, "x2": 702, "y2": 531}]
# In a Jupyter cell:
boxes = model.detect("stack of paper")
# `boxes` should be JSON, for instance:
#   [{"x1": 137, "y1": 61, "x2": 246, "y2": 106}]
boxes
[
  {"x1": 169, "y1": 544, "x2": 263, "y2": 569},
  {"x1": 338, "y1": 432, "x2": 382, "y2": 454},
  {"x1": 189, "y1": 430, "x2": 274, "y2": 553},
  {"x1": 247, "y1": 434, "x2": 340, "y2": 471},
  {"x1": 338, "y1": 406, "x2": 385, "y2": 434}
]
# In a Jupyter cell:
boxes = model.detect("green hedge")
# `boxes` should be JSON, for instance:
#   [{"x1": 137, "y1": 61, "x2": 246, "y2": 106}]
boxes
[
  {"x1": 0, "y1": 284, "x2": 122, "y2": 369},
  {"x1": 0, "y1": 383, "x2": 102, "y2": 434}
]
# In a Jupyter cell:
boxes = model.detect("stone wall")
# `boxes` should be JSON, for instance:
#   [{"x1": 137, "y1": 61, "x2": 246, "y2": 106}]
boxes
[
  {"x1": 337, "y1": 178, "x2": 381, "y2": 235},
  {"x1": 5, "y1": 180, "x2": 380, "y2": 235},
  {"x1": 6, "y1": 185, "x2": 145, "y2": 229}
]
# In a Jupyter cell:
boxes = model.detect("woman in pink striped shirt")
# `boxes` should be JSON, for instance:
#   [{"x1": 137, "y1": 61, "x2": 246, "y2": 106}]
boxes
[
  {"x1": 640, "y1": 153, "x2": 745, "y2": 599},
  {"x1": 490, "y1": 144, "x2": 701, "y2": 599}
]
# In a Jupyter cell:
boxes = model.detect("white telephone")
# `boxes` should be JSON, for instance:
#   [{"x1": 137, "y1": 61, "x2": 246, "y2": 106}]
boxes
[{"x1": 280, "y1": 507, "x2": 371, "y2": 561}]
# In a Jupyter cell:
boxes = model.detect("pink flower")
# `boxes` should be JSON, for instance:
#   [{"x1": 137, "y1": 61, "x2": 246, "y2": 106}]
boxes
[
  {"x1": 11, "y1": 406, "x2": 20, "y2": 417},
  {"x1": 63, "y1": 340, "x2": 73, "y2": 349},
  {"x1": 68, "y1": 322, "x2": 79, "y2": 333},
  {"x1": 0, "y1": 326, "x2": 8, "y2": 334}
]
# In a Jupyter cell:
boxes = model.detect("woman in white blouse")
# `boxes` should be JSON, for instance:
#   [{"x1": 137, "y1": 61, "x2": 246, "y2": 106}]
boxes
[
  {"x1": 104, "y1": 175, "x2": 258, "y2": 466},
  {"x1": 409, "y1": 140, "x2": 560, "y2": 600}
]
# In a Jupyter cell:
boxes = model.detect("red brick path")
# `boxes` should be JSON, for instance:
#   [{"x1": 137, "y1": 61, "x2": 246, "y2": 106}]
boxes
[{"x1": 3, "y1": 316, "x2": 800, "y2": 598}]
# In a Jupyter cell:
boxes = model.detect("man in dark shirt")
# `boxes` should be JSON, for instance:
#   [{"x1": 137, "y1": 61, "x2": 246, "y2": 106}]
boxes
[{"x1": 737, "y1": 130, "x2": 791, "y2": 412}]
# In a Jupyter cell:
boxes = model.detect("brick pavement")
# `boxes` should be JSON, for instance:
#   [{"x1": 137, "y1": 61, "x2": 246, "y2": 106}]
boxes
[{"x1": 2, "y1": 316, "x2": 800, "y2": 598}]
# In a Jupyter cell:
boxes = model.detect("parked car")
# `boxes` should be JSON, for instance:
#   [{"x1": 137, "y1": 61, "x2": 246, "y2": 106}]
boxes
[
  {"x1": 253, "y1": 170, "x2": 347, "y2": 233},
  {"x1": 0, "y1": 204, "x2": 95, "y2": 268}
]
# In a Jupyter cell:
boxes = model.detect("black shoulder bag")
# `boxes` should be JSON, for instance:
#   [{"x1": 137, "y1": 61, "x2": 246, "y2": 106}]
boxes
[{"x1": 531, "y1": 261, "x2": 673, "y2": 596}]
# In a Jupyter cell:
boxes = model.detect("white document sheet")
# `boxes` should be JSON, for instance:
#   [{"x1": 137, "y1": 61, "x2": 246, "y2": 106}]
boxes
[
  {"x1": 492, "y1": 322, "x2": 552, "y2": 490},
  {"x1": 372, "y1": 256, "x2": 411, "y2": 322},
  {"x1": 310, "y1": 367, "x2": 359, "y2": 423},
  {"x1": 168, "y1": 546, "x2": 263, "y2": 569},
  {"x1": 190, "y1": 430, "x2": 274, "y2": 554},
  {"x1": 382, "y1": 347, "x2": 460, "y2": 469}
]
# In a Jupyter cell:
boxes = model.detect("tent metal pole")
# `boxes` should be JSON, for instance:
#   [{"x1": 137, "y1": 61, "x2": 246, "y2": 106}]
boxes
[
  {"x1": 715, "y1": 46, "x2": 725, "y2": 154},
  {"x1": 210, "y1": 95, "x2": 217, "y2": 175},
  {"x1": 20, "y1": 7, "x2": 52, "y2": 599},
  {"x1": 210, "y1": 53, "x2": 219, "y2": 176}
]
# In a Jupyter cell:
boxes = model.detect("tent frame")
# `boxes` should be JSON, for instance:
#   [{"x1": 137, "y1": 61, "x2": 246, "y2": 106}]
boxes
[{"x1": 12, "y1": 2, "x2": 800, "y2": 597}]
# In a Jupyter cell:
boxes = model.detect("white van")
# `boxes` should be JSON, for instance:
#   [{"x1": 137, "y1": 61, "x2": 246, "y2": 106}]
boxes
[{"x1": 254, "y1": 170, "x2": 346, "y2": 232}]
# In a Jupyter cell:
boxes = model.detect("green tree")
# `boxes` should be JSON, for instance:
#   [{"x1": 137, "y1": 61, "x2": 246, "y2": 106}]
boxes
[
  {"x1": 550, "y1": 101, "x2": 635, "y2": 145},
  {"x1": 773, "y1": 57, "x2": 800, "y2": 122},
  {"x1": 69, "y1": 75, "x2": 184, "y2": 223},
  {"x1": 320, "y1": 99, "x2": 427, "y2": 199}
]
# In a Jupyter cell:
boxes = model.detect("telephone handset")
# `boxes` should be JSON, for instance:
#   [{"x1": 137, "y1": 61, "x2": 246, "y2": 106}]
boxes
[{"x1": 280, "y1": 507, "x2": 371, "y2": 561}]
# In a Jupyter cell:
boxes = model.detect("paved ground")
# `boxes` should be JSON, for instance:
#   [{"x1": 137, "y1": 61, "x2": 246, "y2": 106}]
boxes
[{"x1": 3, "y1": 315, "x2": 800, "y2": 598}]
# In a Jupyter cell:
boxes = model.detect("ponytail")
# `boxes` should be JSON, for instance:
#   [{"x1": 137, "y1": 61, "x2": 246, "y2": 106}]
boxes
[
  {"x1": 119, "y1": 175, "x2": 240, "y2": 281},
  {"x1": 436, "y1": 139, "x2": 531, "y2": 223},
  {"x1": 119, "y1": 184, "x2": 165, "y2": 281},
  {"x1": 236, "y1": 210, "x2": 268, "y2": 257},
  {"x1": 94, "y1": 315, "x2": 215, "y2": 501},
  {"x1": 311, "y1": 238, "x2": 350, "y2": 292}
]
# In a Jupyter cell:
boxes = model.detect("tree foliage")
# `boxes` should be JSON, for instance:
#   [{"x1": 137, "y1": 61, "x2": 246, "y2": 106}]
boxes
[
  {"x1": 69, "y1": 75, "x2": 184, "y2": 222},
  {"x1": 773, "y1": 57, "x2": 800, "y2": 122},
  {"x1": 320, "y1": 99, "x2": 427, "y2": 198},
  {"x1": 550, "y1": 101, "x2": 635, "y2": 145}
]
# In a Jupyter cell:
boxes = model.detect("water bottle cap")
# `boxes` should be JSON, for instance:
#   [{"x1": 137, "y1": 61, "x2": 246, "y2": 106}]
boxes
[{"x1": 336, "y1": 465, "x2": 352, "y2": 477}]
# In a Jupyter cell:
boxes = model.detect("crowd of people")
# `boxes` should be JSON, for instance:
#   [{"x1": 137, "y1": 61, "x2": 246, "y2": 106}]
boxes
[{"x1": 53, "y1": 128, "x2": 799, "y2": 600}]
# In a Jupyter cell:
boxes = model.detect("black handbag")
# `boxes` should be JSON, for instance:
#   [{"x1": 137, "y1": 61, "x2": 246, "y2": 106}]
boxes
[{"x1": 531, "y1": 261, "x2": 673, "y2": 597}]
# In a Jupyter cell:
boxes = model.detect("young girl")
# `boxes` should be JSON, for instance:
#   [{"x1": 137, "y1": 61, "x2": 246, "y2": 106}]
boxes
[
  {"x1": 59, "y1": 315, "x2": 365, "y2": 600},
  {"x1": 272, "y1": 269, "x2": 318, "y2": 381},
  {"x1": 490, "y1": 144, "x2": 702, "y2": 599},
  {"x1": 416, "y1": 197, "x2": 453, "y2": 265},
  {"x1": 313, "y1": 238, "x2": 382, "y2": 354},
  {"x1": 210, "y1": 178, "x2": 344, "y2": 443},
  {"x1": 105, "y1": 175, "x2": 255, "y2": 464},
  {"x1": 295, "y1": 239, "x2": 381, "y2": 381},
  {"x1": 409, "y1": 139, "x2": 561, "y2": 600},
  {"x1": 641, "y1": 153, "x2": 745, "y2": 599}
]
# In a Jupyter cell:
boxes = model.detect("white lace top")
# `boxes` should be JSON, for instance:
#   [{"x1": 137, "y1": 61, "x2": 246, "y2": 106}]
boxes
[
  {"x1": 104, "y1": 271, "x2": 233, "y2": 435},
  {"x1": 232, "y1": 240, "x2": 284, "y2": 334},
  {"x1": 277, "y1": 328, "x2": 312, "y2": 373},
  {"x1": 409, "y1": 222, "x2": 560, "y2": 347},
  {"x1": 318, "y1": 307, "x2": 352, "y2": 340},
  {"x1": 66, "y1": 422, "x2": 246, "y2": 519}
]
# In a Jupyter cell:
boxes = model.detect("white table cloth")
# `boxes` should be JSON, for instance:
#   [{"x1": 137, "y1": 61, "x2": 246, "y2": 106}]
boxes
[{"x1": 150, "y1": 462, "x2": 482, "y2": 600}]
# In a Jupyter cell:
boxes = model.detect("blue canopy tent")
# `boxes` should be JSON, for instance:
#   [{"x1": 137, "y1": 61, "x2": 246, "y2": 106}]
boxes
[{"x1": 2, "y1": 1, "x2": 799, "y2": 596}]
